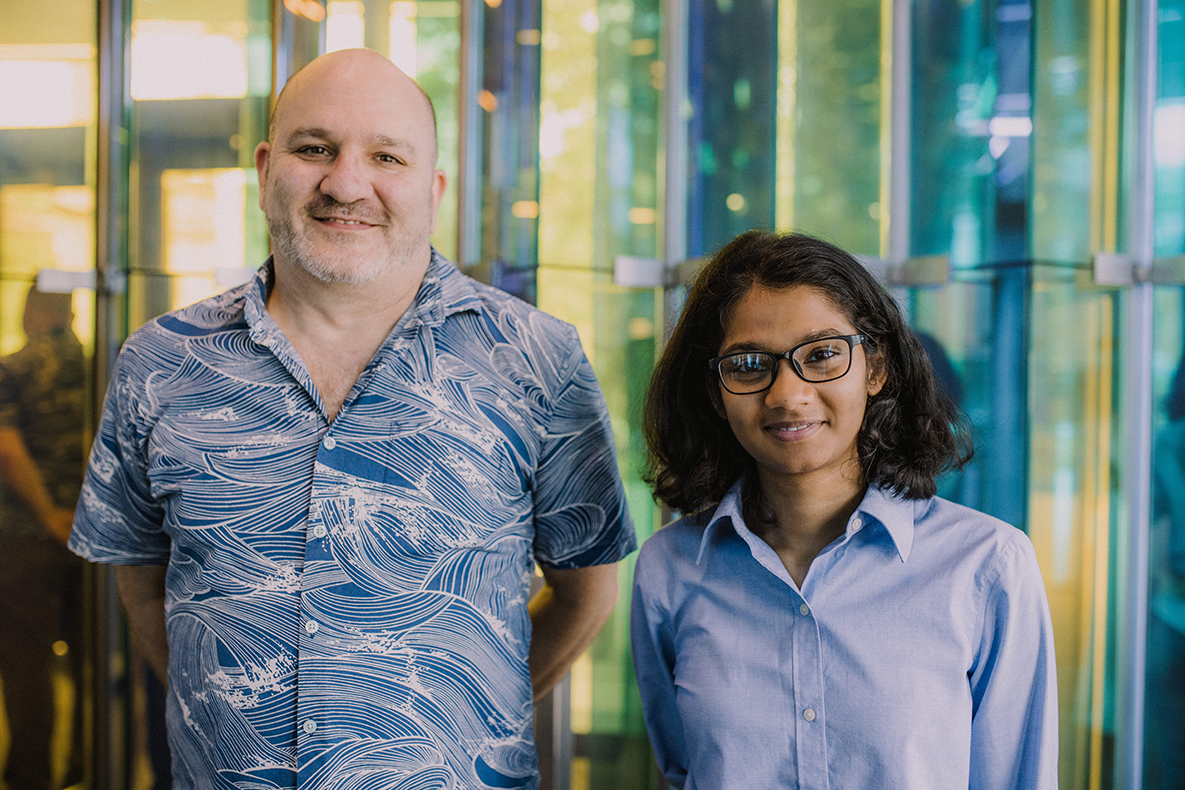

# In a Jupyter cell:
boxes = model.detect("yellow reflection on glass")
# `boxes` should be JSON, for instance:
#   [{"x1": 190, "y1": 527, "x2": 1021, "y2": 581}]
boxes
[
  {"x1": 0, "y1": 185, "x2": 95, "y2": 354},
  {"x1": 0, "y1": 47, "x2": 96, "y2": 129},
  {"x1": 130, "y1": 20, "x2": 249, "y2": 100},
  {"x1": 327, "y1": 1, "x2": 367, "y2": 52},
  {"x1": 389, "y1": 1, "x2": 419, "y2": 75},
  {"x1": 161, "y1": 168, "x2": 251, "y2": 309}
]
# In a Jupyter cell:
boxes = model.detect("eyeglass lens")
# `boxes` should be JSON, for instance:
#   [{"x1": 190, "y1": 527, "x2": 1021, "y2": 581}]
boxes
[{"x1": 717, "y1": 338, "x2": 854, "y2": 393}]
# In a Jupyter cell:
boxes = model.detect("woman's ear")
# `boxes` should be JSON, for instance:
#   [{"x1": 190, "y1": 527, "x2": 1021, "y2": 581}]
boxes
[{"x1": 866, "y1": 351, "x2": 887, "y2": 398}]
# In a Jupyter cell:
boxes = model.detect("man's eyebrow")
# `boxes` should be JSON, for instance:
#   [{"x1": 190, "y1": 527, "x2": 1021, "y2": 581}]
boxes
[{"x1": 286, "y1": 127, "x2": 334, "y2": 143}]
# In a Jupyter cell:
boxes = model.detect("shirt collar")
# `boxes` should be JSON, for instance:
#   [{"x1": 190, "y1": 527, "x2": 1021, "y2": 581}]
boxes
[
  {"x1": 694, "y1": 478, "x2": 918, "y2": 566},
  {"x1": 240, "y1": 248, "x2": 483, "y2": 337}
]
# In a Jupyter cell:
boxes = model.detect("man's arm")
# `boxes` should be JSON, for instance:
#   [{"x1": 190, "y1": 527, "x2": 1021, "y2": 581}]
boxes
[
  {"x1": 0, "y1": 426, "x2": 74, "y2": 543},
  {"x1": 115, "y1": 564, "x2": 170, "y2": 683},
  {"x1": 528, "y1": 563, "x2": 619, "y2": 702}
]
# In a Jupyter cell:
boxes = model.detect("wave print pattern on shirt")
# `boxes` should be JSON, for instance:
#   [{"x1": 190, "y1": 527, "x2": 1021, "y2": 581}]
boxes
[{"x1": 70, "y1": 254, "x2": 635, "y2": 790}]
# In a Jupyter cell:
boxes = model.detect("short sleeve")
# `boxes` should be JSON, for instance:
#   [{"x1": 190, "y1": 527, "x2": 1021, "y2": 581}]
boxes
[
  {"x1": 68, "y1": 345, "x2": 171, "y2": 565},
  {"x1": 968, "y1": 531, "x2": 1059, "y2": 790},
  {"x1": 531, "y1": 333, "x2": 635, "y2": 569}
]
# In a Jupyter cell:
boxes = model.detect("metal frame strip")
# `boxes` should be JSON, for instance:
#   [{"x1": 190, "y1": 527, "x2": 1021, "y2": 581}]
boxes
[{"x1": 1118, "y1": 0, "x2": 1158, "y2": 784}]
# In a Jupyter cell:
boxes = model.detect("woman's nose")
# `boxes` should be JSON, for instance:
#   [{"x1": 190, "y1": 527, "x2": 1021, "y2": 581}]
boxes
[{"x1": 764, "y1": 358, "x2": 813, "y2": 406}]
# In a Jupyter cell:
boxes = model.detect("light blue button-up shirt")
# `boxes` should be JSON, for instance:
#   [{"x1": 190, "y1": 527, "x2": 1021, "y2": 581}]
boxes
[
  {"x1": 631, "y1": 481, "x2": 1057, "y2": 790},
  {"x1": 71, "y1": 252, "x2": 635, "y2": 789}
]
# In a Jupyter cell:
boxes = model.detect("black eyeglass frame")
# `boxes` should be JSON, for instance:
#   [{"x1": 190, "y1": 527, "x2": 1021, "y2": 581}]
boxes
[{"x1": 707, "y1": 334, "x2": 870, "y2": 394}]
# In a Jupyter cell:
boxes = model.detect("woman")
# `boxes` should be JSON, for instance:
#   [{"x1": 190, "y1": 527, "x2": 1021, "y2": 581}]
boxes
[{"x1": 631, "y1": 231, "x2": 1057, "y2": 790}]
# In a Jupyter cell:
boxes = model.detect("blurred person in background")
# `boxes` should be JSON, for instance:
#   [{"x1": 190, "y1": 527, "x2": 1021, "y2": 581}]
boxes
[{"x1": 0, "y1": 287, "x2": 87, "y2": 790}]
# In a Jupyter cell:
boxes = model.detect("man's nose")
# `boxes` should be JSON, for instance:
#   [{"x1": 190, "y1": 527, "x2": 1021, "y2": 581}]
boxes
[
  {"x1": 319, "y1": 152, "x2": 371, "y2": 204},
  {"x1": 764, "y1": 358, "x2": 813, "y2": 407}
]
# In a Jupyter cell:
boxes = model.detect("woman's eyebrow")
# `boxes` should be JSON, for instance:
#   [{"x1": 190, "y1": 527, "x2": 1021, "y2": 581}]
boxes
[{"x1": 718, "y1": 328, "x2": 848, "y2": 356}]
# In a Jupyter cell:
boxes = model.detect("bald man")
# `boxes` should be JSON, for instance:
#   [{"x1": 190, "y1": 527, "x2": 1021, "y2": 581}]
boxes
[{"x1": 70, "y1": 49, "x2": 634, "y2": 790}]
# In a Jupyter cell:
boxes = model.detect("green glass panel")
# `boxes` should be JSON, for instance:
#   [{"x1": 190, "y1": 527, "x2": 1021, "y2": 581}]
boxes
[{"x1": 781, "y1": 0, "x2": 884, "y2": 254}]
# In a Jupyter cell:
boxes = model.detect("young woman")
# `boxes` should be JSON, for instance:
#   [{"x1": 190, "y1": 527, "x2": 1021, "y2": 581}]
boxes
[{"x1": 631, "y1": 231, "x2": 1058, "y2": 790}]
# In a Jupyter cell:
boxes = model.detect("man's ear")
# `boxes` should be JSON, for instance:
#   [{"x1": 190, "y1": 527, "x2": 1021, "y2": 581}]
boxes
[{"x1": 254, "y1": 142, "x2": 271, "y2": 209}]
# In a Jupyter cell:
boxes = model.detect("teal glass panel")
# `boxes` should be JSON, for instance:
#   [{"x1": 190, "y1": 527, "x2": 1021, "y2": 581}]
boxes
[
  {"x1": 687, "y1": 0, "x2": 775, "y2": 256},
  {"x1": 911, "y1": 0, "x2": 1031, "y2": 264},
  {"x1": 1155, "y1": 0, "x2": 1185, "y2": 256},
  {"x1": 909, "y1": 263, "x2": 1123, "y2": 790},
  {"x1": 1145, "y1": 287, "x2": 1185, "y2": 789},
  {"x1": 1144, "y1": 0, "x2": 1185, "y2": 781}
]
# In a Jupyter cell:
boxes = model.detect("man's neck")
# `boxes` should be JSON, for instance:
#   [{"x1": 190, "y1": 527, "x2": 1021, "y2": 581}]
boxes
[{"x1": 264, "y1": 250, "x2": 431, "y2": 420}]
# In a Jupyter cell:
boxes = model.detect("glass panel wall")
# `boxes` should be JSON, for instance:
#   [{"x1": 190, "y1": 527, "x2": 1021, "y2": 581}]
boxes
[
  {"x1": 324, "y1": 0, "x2": 462, "y2": 260},
  {"x1": 535, "y1": 0, "x2": 663, "y2": 785},
  {"x1": 0, "y1": 2, "x2": 98, "y2": 788},
  {"x1": 1143, "y1": 0, "x2": 1185, "y2": 784}
]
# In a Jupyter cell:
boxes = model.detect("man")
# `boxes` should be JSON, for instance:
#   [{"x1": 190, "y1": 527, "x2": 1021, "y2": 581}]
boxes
[
  {"x1": 0, "y1": 288, "x2": 86, "y2": 790},
  {"x1": 70, "y1": 48, "x2": 635, "y2": 790}
]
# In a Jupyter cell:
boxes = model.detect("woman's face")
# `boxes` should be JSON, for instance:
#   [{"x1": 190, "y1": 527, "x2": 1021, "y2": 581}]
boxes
[{"x1": 716, "y1": 284, "x2": 885, "y2": 491}]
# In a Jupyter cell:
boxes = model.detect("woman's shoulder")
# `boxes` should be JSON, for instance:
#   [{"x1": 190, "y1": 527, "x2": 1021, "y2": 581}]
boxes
[{"x1": 909, "y1": 495, "x2": 1041, "y2": 579}]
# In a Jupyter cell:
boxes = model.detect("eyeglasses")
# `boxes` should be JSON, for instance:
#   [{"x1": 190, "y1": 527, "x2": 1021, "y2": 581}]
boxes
[{"x1": 708, "y1": 334, "x2": 869, "y2": 394}]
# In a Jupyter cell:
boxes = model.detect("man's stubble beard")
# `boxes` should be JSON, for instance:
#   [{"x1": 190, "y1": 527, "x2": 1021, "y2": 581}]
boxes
[{"x1": 264, "y1": 185, "x2": 430, "y2": 287}]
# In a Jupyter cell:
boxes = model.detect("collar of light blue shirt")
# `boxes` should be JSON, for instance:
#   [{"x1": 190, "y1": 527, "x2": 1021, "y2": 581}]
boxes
[{"x1": 693, "y1": 478, "x2": 918, "y2": 567}]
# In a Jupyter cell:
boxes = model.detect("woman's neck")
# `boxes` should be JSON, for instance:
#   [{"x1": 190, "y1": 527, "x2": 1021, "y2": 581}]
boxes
[{"x1": 746, "y1": 466, "x2": 867, "y2": 587}]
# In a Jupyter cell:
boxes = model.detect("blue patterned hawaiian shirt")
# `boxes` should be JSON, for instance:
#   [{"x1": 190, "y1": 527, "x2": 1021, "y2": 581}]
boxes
[{"x1": 70, "y1": 251, "x2": 636, "y2": 790}]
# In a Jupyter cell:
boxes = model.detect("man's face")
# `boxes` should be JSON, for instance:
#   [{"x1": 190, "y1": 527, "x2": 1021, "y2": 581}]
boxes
[{"x1": 255, "y1": 51, "x2": 446, "y2": 286}]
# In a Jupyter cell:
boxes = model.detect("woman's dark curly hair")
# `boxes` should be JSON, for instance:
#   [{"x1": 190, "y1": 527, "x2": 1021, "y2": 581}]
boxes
[{"x1": 644, "y1": 229, "x2": 973, "y2": 513}]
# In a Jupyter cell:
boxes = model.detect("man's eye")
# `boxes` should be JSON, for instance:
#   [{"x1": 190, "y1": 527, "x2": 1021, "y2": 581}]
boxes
[
  {"x1": 297, "y1": 145, "x2": 330, "y2": 156},
  {"x1": 377, "y1": 153, "x2": 405, "y2": 165}
]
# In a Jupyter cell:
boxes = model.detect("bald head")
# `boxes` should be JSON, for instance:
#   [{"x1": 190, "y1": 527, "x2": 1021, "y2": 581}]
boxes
[{"x1": 268, "y1": 49, "x2": 438, "y2": 162}]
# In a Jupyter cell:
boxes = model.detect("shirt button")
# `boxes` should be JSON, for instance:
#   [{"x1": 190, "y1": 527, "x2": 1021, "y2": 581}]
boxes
[
  {"x1": 312, "y1": 524, "x2": 327, "y2": 539},
  {"x1": 322, "y1": 435, "x2": 336, "y2": 450},
  {"x1": 303, "y1": 719, "x2": 317, "y2": 734},
  {"x1": 800, "y1": 603, "x2": 810, "y2": 616},
  {"x1": 851, "y1": 517, "x2": 863, "y2": 531},
  {"x1": 305, "y1": 620, "x2": 319, "y2": 635},
  {"x1": 803, "y1": 708, "x2": 816, "y2": 722}
]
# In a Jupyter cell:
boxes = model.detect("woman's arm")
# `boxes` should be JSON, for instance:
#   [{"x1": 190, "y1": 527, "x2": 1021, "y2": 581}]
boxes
[
  {"x1": 968, "y1": 534, "x2": 1059, "y2": 790},
  {"x1": 630, "y1": 570, "x2": 689, "y2": 789}
]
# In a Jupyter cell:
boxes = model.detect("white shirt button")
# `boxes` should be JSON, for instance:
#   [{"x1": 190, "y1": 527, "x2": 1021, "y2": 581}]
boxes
[
  {"x1": 303, "y1": 719, "x2": 317, "y2": 734},
  {"x1": 322, "y1": 436, "x2": 336, "y2": 450},
  {"x1": 800, "y1": 603, "x2": 810, "y2": 616},
  {"x1": 312, "y1": 524, "x2": 327, "y2": 539},
  {"x1": 851, "y1": 517, "x2": 863, "y2": 532},
  {"x1": 803, "y1": 708, "x2": 816, "y2": 722},
  {"x1": 305, "y1": 620, "x2": 319, "y2": 635}
]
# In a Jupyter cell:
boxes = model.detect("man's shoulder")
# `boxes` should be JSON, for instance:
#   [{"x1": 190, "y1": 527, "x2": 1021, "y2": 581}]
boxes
[
  {"x1": 125, "y1": 279, "x2": 254, "y2": 348},
  {"x1": 436, "y1": 263, "x2": 582, "y2": 356},
  {"x1": 116, "y1": 279, "x2": 256, "y2": 381}
]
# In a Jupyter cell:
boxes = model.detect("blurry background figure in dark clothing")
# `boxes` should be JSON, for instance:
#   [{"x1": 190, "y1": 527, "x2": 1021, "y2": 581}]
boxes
[
  {"x1": 1148, "y1": 349, "x2": 1185, "y2": 790},
  {"x1": 0, "y1": 287, "x2": 87, "y2": 790}
]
